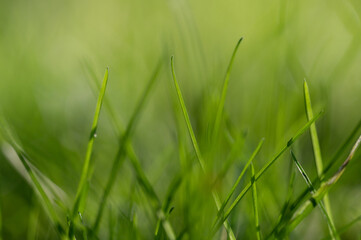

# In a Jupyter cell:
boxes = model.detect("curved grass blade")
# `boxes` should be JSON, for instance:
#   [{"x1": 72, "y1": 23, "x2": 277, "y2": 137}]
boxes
[
  {"x1": 284, "y1": 135, "x2": 361, "y2": 235},
  {"x1": 304, "y1": 79, "x2": 335, "y2": 227},
  {"x1": 251, "y1": 162, "x2": 261, "y2": 240},
  {"x1": 171, "y1": 56, "x2": 236, "y2": 240},
  {"x1": 291, "y1": 150, "x2": 338, "y2": 239},
  {"x1": 212, "y1": 110, "x2": 323, "y2": 233},
  {"x1": 212, "y1": 37, "x2": 243, "y2": 141},
  {"x1": 69, "y1": 67, "x2": 109, "y2": 238}
]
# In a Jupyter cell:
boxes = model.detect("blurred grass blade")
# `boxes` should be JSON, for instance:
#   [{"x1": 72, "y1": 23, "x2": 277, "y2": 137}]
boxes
[
  {"x1": 0, "y1": 120, "x2": 65, "y2": 237},
  {"x1": 291, "y1": 150, "x2": 338, "y2": 239},
  {"x1": 212, "y1": 110, "x2": 323, "y2": 232},
  {"x1": 251, "y1": 163, "x2": 261, "y2": 240},
  {"x1": 85, "y1": 60, "x2": 176, "y2": 239},
  {"x1": 92, "y1": 62, "x2": 169, "y2": 234},
  {"x1": 285, "y1": 135, "x2": 361, "y2": 235},
  {"x1": 304, "y1": 79, "x2": 335, "y2": 227},
  {"x1": 171, "y1": 56, "x2": 236, "y2": 240},
  {"x1": 322, "y1": 214, "x2": 361, "y2": 240},
  {"x1": 212, "y1": 37, "x2": 243, "y2": 141},
  {"x1": 215, "y1": 138, "x2": 264, "y2": 221},
  {"x1": 69, "y1": 67, "x2": 109, "y2": 237}
]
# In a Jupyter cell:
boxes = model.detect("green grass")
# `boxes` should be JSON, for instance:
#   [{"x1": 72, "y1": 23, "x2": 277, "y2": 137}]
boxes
[{"x1": 1, "y1": 4, "x2": 361, "y2": 237}]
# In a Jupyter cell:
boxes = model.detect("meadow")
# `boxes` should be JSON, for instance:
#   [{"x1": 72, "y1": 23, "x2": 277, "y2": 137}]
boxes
[{"x1": 1, "y1": 0, "x2": 361, "y2": 239}]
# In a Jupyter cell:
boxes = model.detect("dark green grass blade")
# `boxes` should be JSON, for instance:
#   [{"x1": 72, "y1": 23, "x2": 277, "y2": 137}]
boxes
[
  {"x1": 212, "y1": 110, "x2": 323, "y2": 233},
  {"x1": 291, "y1": 151, "x2": 338, "y2": 239},
  {"x1": 215, "y1": 138, "x2": 264, "y2": 222},
  {"x1": 69, "y1": 67, "x2": 109, "y2": 238},
  {"x1": 212, "y1": 37, "x2": 243, "y2": 141},
  {"x1": 284, "y1": 135, "x2": 361, "y2": 235},
  {"x1": 171, "y1": 56, "x2": 236, "y2": 240},
  {"x1": 0, "y1": 120, "x2": 65, "y2": 237},
  {"x1": 251, "y1": 163, "x2": 261, "y2": 240},
  {"x1": 304, "y1": 79, "x2": 335, "y2": 226}
]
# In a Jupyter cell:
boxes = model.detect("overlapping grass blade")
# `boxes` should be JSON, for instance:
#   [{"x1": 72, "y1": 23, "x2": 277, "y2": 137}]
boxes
[
  {"x1": 212, "y1": 110, "x2": 323, "y2": 233},
  {"x1": 304, "y1": 79, "x2": 335, "y2": 226},
  {"x1": 267, "y1": 119, "x2": 361, "y2": 238},
  {"x1": 212, "y1": 37, "x2": 243, "y2": 141},
  {"x1": 291, "y1": 150, "x2": 338, "y2": 239},
  {"x1": 69, "y1": 67, "x2": 109, "y2": 238},
  {"x1": 251, "y1": 162, "x2": 261, "y2": 240},
  {"x1": 171, "y1": 56, "x2": 236, "y2": 240},
  {"x1": 283, "y1": 135, "x2": 361, "y2": 235}
]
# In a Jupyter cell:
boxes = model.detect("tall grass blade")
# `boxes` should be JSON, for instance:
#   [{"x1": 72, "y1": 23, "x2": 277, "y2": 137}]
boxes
[
  {"x1": 92, "y1": 62, "x2": 177, "y2": 240},
  {"x1": 212, "y1": 110, "x2": 323, "y2": 233},
  {"x1": 171, "y1": 56, "x2": 236, "y2": 240},
  {"x1": 291, "y1": 150, "x2": 338, "y2": 239},
  {"x1": 69, "y1": 67, "x2": 109, "y2": 238},
  {"x1": 212, "y1": 38, "x2": 243, "y2": 141},
  {"x1": 251, "y1": 162, "x2": 261, "y2": 240},
  {"x1": 322, "y1": 214, "x2": 361, "y2": 240},
  {"x1": 303, "y1": 79, "x2": 335, "y2": 227},
  {"x1": 284, "y1": 135, "x2": 361, "y2": 235},
  {"x1": 85, "y1": 60, "x2": 176, "y2": 239}
]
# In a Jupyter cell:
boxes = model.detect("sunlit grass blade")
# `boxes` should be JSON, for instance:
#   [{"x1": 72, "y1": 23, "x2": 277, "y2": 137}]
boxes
[
  {"x1": 304, "y1": 79, "x2": 335, "y2": 226},
  {"x1": 284, "y1": 135, "x2": 361, "y2": 235},
  {"x1": 212, "y1": 37, "x2": 243, "y2": 141},
  {"x1": 215, "y1": 138, "x2": 264, "y2": 222},
  {"x1": 171, "y1": 56, "x2": 236, "y2": 240},
  {"x1": 291, "y1": 150, "x2": 338, "y2": 239},
  {"x1": 251, "y1": 162, "x2": 261, "y2": 240},
  {"x1": 69, "y1": 67, "x2": 109, "y2": 237},
  {"x1": 212, "y1": 110, "x2": 323, "y2": 232}
]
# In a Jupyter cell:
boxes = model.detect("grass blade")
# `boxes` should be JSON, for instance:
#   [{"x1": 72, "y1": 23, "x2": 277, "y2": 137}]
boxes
[
  {"x1": 304, "y1": 79, "x2": 335, "y2": 227},
  {"x1": 212, "y1": 110, "x2": 323, "y2": 232},
  {"x1": 0, "y1": 120, "x2": 65, "y2": 237},
  {"x1": 69, "y1": 67, "x2": 109, "y2": 237},
  {"x1": 215, "y1": 138, "x2": 264, "y2": 223},
  {"x1": 212, "y1": 37, "x2": 243, "y2": 141},
  {"x1": 251, "y1": 162, "x2": 261, "y2": 240},
  {"x1": 171, "y1": 56, "x2": 236, "y2": 240},
  {"x1": 91, "y1": 62, "x2": 177, "y2": 239},
  {"x1": 284, "y1": 135, "x2": 361, "y2": 235},
  {"x1": 322, "y1": 214, "x2": 361, "y2": 240},
  {"x1": 291, "y1": 150, "x2": 338, "y2": 239}
]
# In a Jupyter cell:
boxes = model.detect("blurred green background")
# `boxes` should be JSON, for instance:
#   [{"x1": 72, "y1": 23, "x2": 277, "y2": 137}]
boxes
[{"x1": 0, "y1": 0, "x2": 361, "y2": 239}]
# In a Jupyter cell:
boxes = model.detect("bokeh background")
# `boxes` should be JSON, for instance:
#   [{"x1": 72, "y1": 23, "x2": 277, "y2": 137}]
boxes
[{"x1": 0, "y1": 0, "x2": 361, "y2": 239}]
